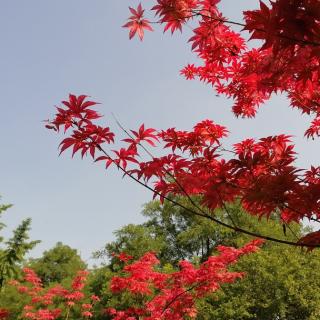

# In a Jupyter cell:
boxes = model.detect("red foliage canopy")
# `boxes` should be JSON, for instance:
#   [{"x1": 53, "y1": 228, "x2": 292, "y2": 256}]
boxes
[
  {"x1": 9, "y1": 242, "x2": 263, "y2": 320},
  {"x1": 9, "y1": 268, "x2": 99, "y2": 320},
  {"x1": 47, "y1": 1, "x2": 320, "y2": 246},
  {"x1": 107, "y1": 240, "x2": 263, "y2": 320}
]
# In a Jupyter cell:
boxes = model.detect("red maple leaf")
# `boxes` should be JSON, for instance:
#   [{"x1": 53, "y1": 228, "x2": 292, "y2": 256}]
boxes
[
  {"x1": 123, "y1": 3, "x2": 153, "y2": 41},
  {"x1": 123, "y1": 124, "x2": 159, "y2": 147},
  {"x1": 298, "y1": 230, "x2": 320, "y2": 252}
]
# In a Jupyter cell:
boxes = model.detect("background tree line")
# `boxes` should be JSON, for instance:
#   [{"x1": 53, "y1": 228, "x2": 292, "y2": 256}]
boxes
[{"x1": 1, "y1": 197, "x2": 320, "y2": 319}]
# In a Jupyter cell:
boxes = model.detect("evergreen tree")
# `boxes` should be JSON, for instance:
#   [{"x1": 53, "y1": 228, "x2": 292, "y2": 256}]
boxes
[{"x1": 0, "y1": 198, "x2": 38, "y2": 289}]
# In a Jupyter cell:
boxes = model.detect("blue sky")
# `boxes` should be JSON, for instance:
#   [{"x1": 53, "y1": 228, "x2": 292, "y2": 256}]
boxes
[{"x1": 0, "y1": 1, "x2": 319, "y2": 265}]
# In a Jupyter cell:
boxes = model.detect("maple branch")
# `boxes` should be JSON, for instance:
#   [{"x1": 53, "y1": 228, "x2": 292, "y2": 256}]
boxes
[
  {"x1": 110, "y1": 116, "x2": 320, "y2": 247},
  {"x1": 283, "y1": 203, "x2": 320, "y2": 228},
  {"x1": 161, "y1": 282, "x2": 200, "y2": 316},
  {"x1": 216, "y1": 191, "x2": 238, "y2": 227},
  {"x1": 149, "y1": 14, "x2": 195, "y2": 25},
  {"x1": 286, "y1": 223, "x2": 299, "y2": 240},
  {"x1": 93, "y1": 145, "x2": 319, "y2": 249},
  {"x1": 148, "y1": 8, "x2": 320, "y2": 47},
  {"x1": 310, "y1": 217, "x2": 320, "y2": 224},
  {"x1": 62, "y1": 119, "x2": 319, "y2": 250},
  {"x1": 193, "y1": 11, "x2": 320, "y2": 47},
  {"x1": 217, "y1": 146, "x2": 237, "y2": 155},
  {"x1": 111, "y1": 113, "x2": 215, "y2": 226}
]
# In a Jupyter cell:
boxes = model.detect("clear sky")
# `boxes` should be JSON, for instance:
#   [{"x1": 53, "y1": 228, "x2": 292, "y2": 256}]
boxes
[{"x1": 0, "y1": 1, "x2": 319, "y2": 265}]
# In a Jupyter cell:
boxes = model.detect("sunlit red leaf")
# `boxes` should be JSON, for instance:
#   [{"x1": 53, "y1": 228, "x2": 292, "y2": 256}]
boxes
[{"x1": 123, "y1": 3, "x2": 153, "y2": 40}]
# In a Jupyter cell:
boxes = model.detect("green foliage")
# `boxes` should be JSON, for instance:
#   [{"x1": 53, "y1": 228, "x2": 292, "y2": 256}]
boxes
[
  {"x1": 96, "y1": 198, "x2": 320, "y2": 319},
  {"x1": 28, "y1": 242, "x2": 86, "y2": 286},
  {"x1": 0, "y1": 198, "x2": 39, "y2": 289},
  {"x1": 0, "y1": 284, "x2": 29, "y2": 319},
  {"x1": 0, "y1": 202, "x2": 12, "y2": 243},
  {"x1": 0, "y1": 242, "x2": 87, "y2": 319},
  {"x1": 0, "y1": 197, "x2": 39, "y2": 318},
  {"x1": 96, "y1": 198, "x2": 237, "y2": 268},
  {"x1": 2, "y1": 195, "x2": 320, "y2": 320},
  {"x1": 95, "y1": 223, "x2": 166, "y2": 270},
  {"x1": 197, "y1": 245, "x2": 320, "y2": 320},
  {"x1": 142, "y1": 199, "x2": 252, "y2": 263}
]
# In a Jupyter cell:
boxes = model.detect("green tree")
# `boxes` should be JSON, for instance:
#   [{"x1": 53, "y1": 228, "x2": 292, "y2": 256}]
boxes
[
  {"x1": 0, "y1": 242, "x2": 87, "y2": 319},
  {"x1": 98, "y1": 198, "x2": 265, "y2": 266},
  {"x1": 196, "y1": 243, "x2": 320, "y2": 320},
  {"x1": 29, "y1": 242, "x2": 86, "y2": 286},
  {"x1": 0, "y1": 198, "x2": 38, "y2": 289}
]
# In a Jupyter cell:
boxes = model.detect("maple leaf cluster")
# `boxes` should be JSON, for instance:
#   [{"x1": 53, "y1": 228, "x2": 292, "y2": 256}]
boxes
[
  {"x1": 107, "y1": 239, "x2": 263, "y2": 320},
  {"x1": 9, "y1": 268, "x2": 100, "y2": 320},
  {"x1": 8, "y1": 241, "x2": 262, "y2": 320},
  {"x1": 123, "y1": 0, "x2": 320, "y2": 138},
  {"x1": 47, "y1": 94, "x2": 320, "y2": 248}
]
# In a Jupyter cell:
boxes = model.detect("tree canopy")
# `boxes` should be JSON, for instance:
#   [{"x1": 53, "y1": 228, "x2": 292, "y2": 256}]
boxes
[
  {"x1": 2, "y1": 199, "x2": 320, "y2": 319},
  {"x1": 97, "y1": 199, "x2": 320, "y2": 320},
  {"x1": 28, "y1": 242, "x2": 86, "y2": 286}
]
